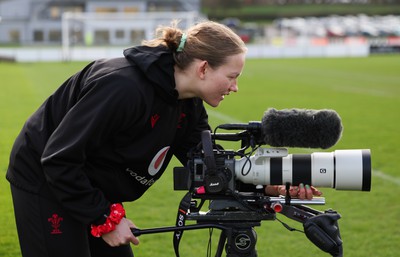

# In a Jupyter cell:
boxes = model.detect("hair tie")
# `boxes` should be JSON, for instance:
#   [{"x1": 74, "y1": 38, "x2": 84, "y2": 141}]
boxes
[{"x1": 176, "y1": 33, "x2": 187, "y2": 52}]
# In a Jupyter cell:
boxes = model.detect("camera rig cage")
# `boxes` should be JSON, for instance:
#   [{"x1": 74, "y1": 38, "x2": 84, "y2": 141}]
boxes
[{"x1": 132, "y1": 124, "x2": 371, "y2": 257}]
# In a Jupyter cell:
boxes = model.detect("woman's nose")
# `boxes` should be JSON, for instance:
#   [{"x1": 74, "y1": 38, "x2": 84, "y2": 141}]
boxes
[{"x1": 230, "y1": 82, "x2": 238, "y2": 93}]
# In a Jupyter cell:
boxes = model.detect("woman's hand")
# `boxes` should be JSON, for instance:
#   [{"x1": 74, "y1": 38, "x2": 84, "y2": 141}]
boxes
[
  {"x1": 102, "y1": 218, "x2": 140, "y2": 247},
  {"x1": 265, "y1": 184, "x2": 322, "y2": 200}
]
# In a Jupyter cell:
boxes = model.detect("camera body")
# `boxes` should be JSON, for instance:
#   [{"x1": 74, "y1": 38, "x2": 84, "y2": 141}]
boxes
[
  {"x1": 175, "y1": 147, "x2": 288, "y2": 194},
  {"x1": 189, "y1": 149, "x2": 236, "y2": 194},
  {"x1": 174, "y1": 134, "x2": 371, "y2": 197}
]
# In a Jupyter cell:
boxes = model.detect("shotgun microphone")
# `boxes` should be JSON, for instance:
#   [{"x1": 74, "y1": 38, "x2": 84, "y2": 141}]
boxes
[
  {"x1": 218, "y1": 108, "x2": 343, "y2": 149},
  {"x1": 261, "y1": 108, "x2": 343, "y2": 149}
]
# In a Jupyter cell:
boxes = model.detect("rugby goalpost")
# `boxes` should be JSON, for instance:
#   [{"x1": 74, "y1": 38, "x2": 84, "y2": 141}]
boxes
[{"x1": 61, "y1": 11, "x2": 204, "y2": 61}]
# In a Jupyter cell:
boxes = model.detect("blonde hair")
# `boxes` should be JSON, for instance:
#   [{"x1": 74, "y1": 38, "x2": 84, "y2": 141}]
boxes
[{"x1": 142, "y1": 20, "x2": 247, "y2": 69}]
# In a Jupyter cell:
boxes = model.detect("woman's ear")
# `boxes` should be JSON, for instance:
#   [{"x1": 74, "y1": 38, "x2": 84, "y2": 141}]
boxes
[{"x1": 197, "y1": 60, "x2": 208, "y2": 79}]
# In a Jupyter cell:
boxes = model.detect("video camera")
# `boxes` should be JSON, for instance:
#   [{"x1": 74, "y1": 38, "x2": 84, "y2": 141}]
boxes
[
  {"x1": 174, "y1": 132, "x2": 371, "y2": 195},
  {"x1": 132, "y1": 109, "x2": 371, "y2": 257}
]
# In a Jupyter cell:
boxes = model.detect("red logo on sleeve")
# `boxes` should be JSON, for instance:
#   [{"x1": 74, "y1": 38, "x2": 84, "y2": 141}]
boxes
[
  {"x1": 151, "y1": 114, "x2": 160, "y2": 128},
  {"x1": 48, "y1": 214, "x2": 63, "y2": 234}
]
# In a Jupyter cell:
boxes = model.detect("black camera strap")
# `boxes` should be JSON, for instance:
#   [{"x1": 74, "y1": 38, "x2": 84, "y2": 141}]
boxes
[
  {"x1": 173, "y1": 191, "x2": 192, "y2": 257},
  {"x1": 173, "y1": 131, "x2": 210, "y2": 256},
  {"x1": 173, "y1": 131, "x2": 215, "y2": 256}
]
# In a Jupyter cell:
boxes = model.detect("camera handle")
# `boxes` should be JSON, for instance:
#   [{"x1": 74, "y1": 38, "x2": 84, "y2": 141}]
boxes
[
  {"x1": 277, "y1": 204, "x2": 343, "y2": 257},
  {"x1": 201, "y1": 130, "x2": 231, "y2": 194},
  {"x1": 131, "y1": 221, "x2": 260, "y2": 257},
  {"x1": 131, "y1": 223, "x2": 226, "y2": 237}
]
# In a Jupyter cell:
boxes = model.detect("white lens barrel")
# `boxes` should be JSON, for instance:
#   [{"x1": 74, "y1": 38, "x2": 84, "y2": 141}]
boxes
[
  {"x1": 235, "y1": 149, "x2": 371, "y2": 191},
  {"x1": 311, "y1": 152, "x2": 335, "y2": 188},
  {"x1": 334, "y1": 149, "x2": 371, "y2": 191}
]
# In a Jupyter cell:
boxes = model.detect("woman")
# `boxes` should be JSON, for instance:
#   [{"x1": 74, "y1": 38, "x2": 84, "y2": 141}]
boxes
[{"x1": 7, "y1": 21, "x2": 320, "y2": 257}]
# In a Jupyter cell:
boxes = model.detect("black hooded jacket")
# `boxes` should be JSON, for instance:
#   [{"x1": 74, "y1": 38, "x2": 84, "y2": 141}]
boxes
[{"x1": 7, "y1": 45, "x2": 210, "y2": 224}]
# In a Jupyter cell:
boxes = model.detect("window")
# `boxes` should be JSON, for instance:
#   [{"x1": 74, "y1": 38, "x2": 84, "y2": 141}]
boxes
[
  {"x1": 95, "y1": 7, "x2": 117, "y2": 13},
  {"x1": 116, "y1": 30, "x2": 125, "y2": 39},
  {"x1": 130, "y1": 30, "x2": 145, "y2": 45},
  {"x1": 124, "y1": 7, "x2": 139, "y2": 13},
  {"x1": 33, "y1": 30, "x2": 44, "y2": 42},
  {"x1": 49, "y1": 30, "x2": 62, "y2": 42},
  {"x1": 49, "y1": 7, "x2": 61, "y2": 19},
  {"x1": 9, "y1": 30, "x2": 21, "y2": 43},
  {"x1": 94, "y1": 30, "x2": 110, "y2": 45}
]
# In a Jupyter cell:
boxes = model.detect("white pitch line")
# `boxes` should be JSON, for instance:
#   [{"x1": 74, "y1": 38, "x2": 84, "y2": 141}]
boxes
[
  {"x1": 206, "y1": 109, "x2": 243, "y2": 123},
  {"x1": 373, "y1": 170, "x2": 400, "y2": 186}
]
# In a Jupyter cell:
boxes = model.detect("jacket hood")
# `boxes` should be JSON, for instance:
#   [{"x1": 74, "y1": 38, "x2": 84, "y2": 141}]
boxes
[{"x1": 123, "y1": 45, "x2": 179, "y2": 104}]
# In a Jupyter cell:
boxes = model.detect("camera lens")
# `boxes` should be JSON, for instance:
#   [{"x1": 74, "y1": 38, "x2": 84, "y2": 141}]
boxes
[{"x1": 235, "y1": 149, "x2": 371, "y2": 191}]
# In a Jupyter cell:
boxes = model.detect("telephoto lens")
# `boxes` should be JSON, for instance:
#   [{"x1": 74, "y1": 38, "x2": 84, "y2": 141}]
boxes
[{"x1": 235, "y1": 149, "x2": 371, "y2": 191}]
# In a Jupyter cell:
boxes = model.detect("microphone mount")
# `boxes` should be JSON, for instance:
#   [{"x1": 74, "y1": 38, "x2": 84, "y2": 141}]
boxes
[{"x1": 215, "y1": 122, "x2": 264, "y2": 150}]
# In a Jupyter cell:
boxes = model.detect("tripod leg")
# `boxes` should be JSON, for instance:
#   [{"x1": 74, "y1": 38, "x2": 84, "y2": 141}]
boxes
[{"x1": 215, "y1": 230, "x2": 227, "y2": 257}]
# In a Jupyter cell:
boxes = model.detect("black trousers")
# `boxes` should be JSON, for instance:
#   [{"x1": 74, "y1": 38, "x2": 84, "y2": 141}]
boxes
[{"x1": 10, "y1": 185, "x2": 134, "y2": 257}]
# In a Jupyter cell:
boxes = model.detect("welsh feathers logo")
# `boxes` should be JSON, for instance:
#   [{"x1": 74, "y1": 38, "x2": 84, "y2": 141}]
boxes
[
  {"x1": 48, "y1": 213, "x2": 63, "y2": 235},
  {"x1": 148, "y1": 146, "x2": 170, "y2": 176}
]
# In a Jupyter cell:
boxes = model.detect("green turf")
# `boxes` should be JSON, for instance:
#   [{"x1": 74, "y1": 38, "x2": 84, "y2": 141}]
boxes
[{"x1": 1, "y1": 55, "x2": 399, "y2": 256}]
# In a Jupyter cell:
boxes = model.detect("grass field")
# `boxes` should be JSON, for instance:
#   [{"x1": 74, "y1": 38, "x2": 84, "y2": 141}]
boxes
[{"x1": 1, "y1": 55, "x2": 399, "y2": 257}]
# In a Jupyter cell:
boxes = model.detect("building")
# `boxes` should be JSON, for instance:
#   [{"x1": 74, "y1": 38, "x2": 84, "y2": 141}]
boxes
[{"x1": 0, "y1": 0, "x2": 201, "y2": 45}]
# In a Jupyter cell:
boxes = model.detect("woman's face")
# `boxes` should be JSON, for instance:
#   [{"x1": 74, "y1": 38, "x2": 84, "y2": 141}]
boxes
[{"x1": 200, "y1": 53, "x2": 246, "y2": 107}]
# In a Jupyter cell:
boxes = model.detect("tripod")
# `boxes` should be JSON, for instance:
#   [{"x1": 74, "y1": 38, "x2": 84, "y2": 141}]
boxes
[
  {"x1": 131, "y1": 195, "x2": 342, "y2": 257},
  {"x1": 131, "y1": 218, "x2": 264, "y2": 257},
  {"x1": 132, "y1": 198, "x2": 275, "y2": 257}
]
